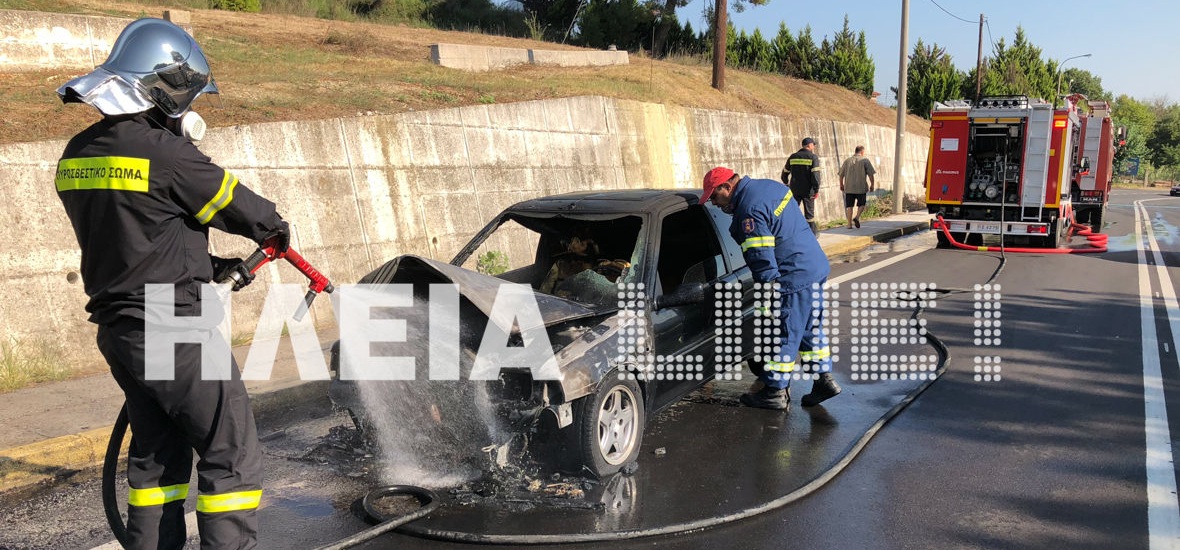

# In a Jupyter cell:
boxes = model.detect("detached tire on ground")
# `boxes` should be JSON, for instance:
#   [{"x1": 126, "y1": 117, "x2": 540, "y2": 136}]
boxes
[{"x1": 570, "y1": 376, "x2": 644, "y2": 477}]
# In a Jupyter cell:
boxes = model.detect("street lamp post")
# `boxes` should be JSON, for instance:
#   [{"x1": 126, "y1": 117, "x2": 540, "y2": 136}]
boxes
[{"x1": 1055, "y1": 53, "x2": 1091, "y2": 106}]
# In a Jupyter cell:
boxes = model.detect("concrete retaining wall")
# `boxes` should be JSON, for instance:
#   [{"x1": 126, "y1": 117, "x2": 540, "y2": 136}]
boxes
[
  {"x1": 430, "y1": 43, "x2": 532, "y2": 72},
  {"x1": 431, "y1": 43, "x2": 628, "y2": 71},
  {"x1": 0, "y1": 95, "x2": 927, "y2": 372},
  {"x1": 0, "y1": 9, "x2": 194, "y2": 71},
  {"x1": 0, "y1": 10, "x2": 127, "y2": 71},
  {"x1": 528, "y1": 48, "x2": 628, "y2": 68}
]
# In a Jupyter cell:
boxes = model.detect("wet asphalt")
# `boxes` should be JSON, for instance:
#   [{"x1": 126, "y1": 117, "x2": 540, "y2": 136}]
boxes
[{"x1": 5, "y1": 192, "x2": 1180, "y2": 549}]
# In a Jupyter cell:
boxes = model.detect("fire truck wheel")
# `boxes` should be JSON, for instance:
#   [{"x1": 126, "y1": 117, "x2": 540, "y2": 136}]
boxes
[
  {"x1": 936, "y1": 231, "x2": 967, "y2": 249},
  {"x1": 1044, "y1": 217, "x2": 1064, "y2": 248},
  {"x1": 1090, "y1": 210, "x2": 1104, "y2": 231}
]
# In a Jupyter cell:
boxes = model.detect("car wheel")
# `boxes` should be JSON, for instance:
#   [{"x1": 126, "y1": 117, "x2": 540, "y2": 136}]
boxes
[{"x1": 573, "y1": 376, "x2": 644, "y2": 477}]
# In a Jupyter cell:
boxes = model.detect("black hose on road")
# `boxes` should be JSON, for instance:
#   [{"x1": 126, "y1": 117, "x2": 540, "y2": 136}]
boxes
[
  {"x1": 102, "y1": 405, "x2": 130, "y2": 549},
  {"x1": 313, "y1": 486, "x2": 440, "y2": 550}
]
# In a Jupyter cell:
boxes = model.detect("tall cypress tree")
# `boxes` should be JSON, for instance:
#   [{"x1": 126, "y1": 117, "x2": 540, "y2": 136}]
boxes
[{"x1": 906, "y1": 39, "x2": 964, "y2": 118}]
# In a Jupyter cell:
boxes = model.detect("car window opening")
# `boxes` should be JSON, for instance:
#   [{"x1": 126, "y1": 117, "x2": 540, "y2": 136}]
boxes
[
  {"x1": 460, "y1": 214, "x2": 644, "y2": 308},
  {"x1": 655, "y1": 206, "x2": 725, "y2": 297}
]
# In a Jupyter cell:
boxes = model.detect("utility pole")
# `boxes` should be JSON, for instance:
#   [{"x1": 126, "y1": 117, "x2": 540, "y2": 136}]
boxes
[
  {"x1": 892, "y1": 0, "x2": 909, "y2": 214},
  {"x1": 712, "y1": 0, "x2": 727, "y2": 91},
  {"x1": 975, "y1": 13, "x2": 984, "y2": 102}
]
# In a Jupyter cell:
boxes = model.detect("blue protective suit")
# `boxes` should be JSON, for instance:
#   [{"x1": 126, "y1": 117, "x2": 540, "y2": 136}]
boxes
[{"x1": 726, "y1": 176, "x2": 833, "y2": 389}]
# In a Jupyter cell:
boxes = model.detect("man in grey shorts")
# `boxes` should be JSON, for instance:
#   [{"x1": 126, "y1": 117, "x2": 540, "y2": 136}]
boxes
[{"x1": 838, "y1": 145, "x2": 876, "y2": 229}]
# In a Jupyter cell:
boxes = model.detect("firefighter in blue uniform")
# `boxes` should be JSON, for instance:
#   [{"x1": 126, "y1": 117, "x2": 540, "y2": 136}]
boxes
[
  {"x1": 54, "y1": 19, "x2": 289, "y2": 549},
  {"x1": 701, "y1": 167, "x2": 842, "y2": 410},
  {"x1": 783, "y1": 137, "x2": 823, "y2": 235}
]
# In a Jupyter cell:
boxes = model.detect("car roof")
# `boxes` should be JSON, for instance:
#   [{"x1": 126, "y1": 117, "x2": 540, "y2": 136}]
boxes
[{"x1": 506, "y1": 189, "x2": 699, "y2": 214}]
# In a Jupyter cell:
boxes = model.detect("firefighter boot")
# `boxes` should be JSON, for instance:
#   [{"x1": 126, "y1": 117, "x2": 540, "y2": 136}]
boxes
[
  {"x1": 740, "y1": 386, "x2": 789, "y2": 410},
  {"x1": 801, "y1": 373, "x2": 842, "y2": 407},
  {"x1": 808, "y1": 220, "x2": 819, "y2": 236}
]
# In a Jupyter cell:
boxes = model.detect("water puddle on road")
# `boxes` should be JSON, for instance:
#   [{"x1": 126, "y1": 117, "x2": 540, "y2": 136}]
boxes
[
  {"x1": 828, "y1": 231, "x2": 936, "y2": 264},
  {"x1": 270, "y1": 494, "x2": 337, "y2": 518}
]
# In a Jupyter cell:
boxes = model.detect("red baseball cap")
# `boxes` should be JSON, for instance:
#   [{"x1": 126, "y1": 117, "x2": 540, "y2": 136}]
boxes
[{"x1": 700, "y1": 167, "x2": 735, "y2": 204}]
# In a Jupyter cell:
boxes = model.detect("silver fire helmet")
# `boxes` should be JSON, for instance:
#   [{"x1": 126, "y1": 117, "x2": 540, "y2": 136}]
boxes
[{"x1": 57, "y1": 18, "x2": 218, "y2": 118}]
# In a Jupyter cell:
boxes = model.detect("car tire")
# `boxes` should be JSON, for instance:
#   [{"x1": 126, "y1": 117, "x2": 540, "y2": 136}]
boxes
[{"x1": 572, "y1": 376, "x2": 645, "y2": 477}]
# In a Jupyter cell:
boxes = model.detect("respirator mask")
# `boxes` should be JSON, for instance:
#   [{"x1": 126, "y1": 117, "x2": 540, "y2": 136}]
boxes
[
  {"x1": 150, "y1": 109, "x2": 207, "y2": 143},
  {"x1": 174, "y1": 110, "x2": 207, "y2": 142}
]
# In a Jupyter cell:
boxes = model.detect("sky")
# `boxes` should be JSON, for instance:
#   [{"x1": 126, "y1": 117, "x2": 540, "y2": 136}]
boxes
[{"x1": 675, "y1": 0, "x2": 1176, "y2": 106}]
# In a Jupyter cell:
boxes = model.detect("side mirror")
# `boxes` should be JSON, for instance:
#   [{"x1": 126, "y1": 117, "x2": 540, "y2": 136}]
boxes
[{"x1": 654, "y1": 282, "x2": 708, "y2": 310}]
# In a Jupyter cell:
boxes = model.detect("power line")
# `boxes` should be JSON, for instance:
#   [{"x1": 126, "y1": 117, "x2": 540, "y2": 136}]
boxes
[
  {"x1": 984, "y1": 18, "x2": 997, "y2": 52},
  {"x1": 928, "y1": 0, "x2": 976, "y2": 24}
]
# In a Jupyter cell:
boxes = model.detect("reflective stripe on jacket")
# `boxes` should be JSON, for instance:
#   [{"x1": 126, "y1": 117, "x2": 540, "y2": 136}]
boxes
[
  {"x1": 782, "y1": 147, "x2": 822, "y2": 197},
  {"x1": 56, "y1": 114, "x2": 284, "y2": 323},
  {"x1": 727, "y1": 176, "x2": 830, "y2": 291}
]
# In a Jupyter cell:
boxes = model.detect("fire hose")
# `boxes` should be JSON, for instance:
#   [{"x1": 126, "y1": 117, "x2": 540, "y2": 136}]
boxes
[
  {"x1": 934, "y1": 214, "x2": 1108, "y2": 253},
  {"x1": 102, "y1": 240, "x2": 340, "y2": 548}
]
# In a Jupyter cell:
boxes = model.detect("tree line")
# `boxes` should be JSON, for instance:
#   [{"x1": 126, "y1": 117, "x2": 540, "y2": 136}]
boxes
[
  {"x1": 907, "y1": 26, "x2": 1178, "y2": 180},
  {"x1": 235, "y1": 1, "x2": 1175, "y2": 179}
]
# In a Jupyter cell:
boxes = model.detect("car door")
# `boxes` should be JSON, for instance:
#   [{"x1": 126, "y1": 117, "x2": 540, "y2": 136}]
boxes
[{"x1": 646, "y1": 205, "x2": 728, "y2": 412}]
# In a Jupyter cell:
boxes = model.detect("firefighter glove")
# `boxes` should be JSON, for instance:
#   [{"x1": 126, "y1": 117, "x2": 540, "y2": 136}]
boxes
[
  {"x1": 262, "y1": 219, "x2": 291, "y2": 254},
  {"x1": 211, "y1": 255, "x2": 255, "y2": 291}
]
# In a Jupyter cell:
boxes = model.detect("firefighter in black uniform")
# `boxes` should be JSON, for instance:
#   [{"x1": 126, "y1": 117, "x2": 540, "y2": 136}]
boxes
[
  {"x1": 54, "y1": 19, "x2": 288, "y2": 550},
  {"x1": 782, "y1": 137, "x2": 823, "y2": 235}
]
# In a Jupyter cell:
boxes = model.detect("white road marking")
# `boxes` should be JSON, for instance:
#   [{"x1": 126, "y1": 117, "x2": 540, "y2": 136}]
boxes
[
  {"x1": 828, "y1": 247, "x2": 927, "y2": 287},
  {"x1": 1134, "y1": 199, "x2": 1180, "y2": 549}
]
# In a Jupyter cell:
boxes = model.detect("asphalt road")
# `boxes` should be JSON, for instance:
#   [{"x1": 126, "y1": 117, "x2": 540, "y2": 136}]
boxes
[{"x1": 4, "y1": 189, "x2": 1180, "y2": 550}]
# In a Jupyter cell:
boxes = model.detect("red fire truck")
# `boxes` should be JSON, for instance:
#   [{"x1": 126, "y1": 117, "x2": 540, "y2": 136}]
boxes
[
  {"x1": 1072, "y1": 99, "x2": 1120, "y2": 230},
  {"x1": 925, "y1": 95, "x2": 1089, "y2": 248}
]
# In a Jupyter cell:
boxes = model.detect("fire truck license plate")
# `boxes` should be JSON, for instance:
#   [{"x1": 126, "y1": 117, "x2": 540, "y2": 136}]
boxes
[{"x1": 975, "y1": 223, "x2": 1000, "y2": 233}]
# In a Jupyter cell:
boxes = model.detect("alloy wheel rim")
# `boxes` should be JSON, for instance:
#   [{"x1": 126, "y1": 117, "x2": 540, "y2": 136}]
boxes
[{"x1": 597, "y1": 385, "x2": 639, "y2": 465}]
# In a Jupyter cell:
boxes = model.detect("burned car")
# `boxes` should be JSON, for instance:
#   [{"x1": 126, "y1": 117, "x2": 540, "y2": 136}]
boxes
[{"x1": 329, "y1": 190, "x2": 764, "y2": 477}]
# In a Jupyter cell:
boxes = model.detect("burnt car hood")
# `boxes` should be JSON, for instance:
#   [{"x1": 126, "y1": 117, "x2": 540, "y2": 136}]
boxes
[{"x1": 372, "y1": 254, "x2": 606, "y2": 329}]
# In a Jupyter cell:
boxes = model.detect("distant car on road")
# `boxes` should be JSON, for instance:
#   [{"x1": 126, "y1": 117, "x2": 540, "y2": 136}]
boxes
[
  {"x1": 330, "y1": 189, "x2": 771, "y2": 476},
  {"x1": 1170, "y1": 183, "x2": 1180, "y2": 197}
]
